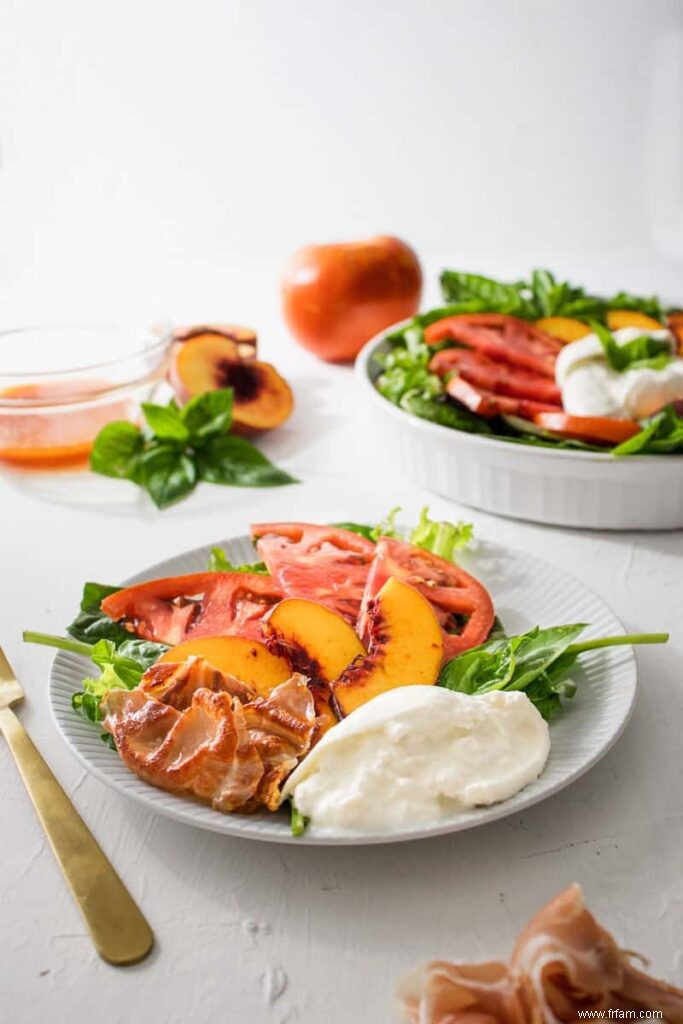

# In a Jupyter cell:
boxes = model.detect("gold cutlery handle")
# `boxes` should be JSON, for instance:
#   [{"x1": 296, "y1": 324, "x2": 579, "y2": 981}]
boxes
[{"x1": 0, "y1": 707, "x2": 153, "y2": 965}]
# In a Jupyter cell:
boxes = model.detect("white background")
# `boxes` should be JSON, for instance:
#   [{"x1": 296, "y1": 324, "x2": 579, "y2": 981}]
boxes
[{"x1": 1, "y1": 2, "x2": 683, "y2": 1022}]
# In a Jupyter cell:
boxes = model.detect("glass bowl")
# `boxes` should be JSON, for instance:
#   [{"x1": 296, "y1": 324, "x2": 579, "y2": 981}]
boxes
[{"x1": 0, "y1": 325, "x2": 171, "y2": 468}]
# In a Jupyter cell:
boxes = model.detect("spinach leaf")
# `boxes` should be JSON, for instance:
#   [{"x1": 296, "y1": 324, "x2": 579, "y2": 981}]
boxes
[
  {"x1": 613, "y1": 406, "x2": 683, "y2": 455},
  {"x1": 400, "y1": 391, "x2": 493, "y2": 434},
  {"x1": 196, "y1": 435, "x2": 296, "y2": 487},
  {"x1": 440, "y1": 270, "x2": 535, "y2": 317},
  {"x1": 438, "y1": 625, "x2": 668, "y2": 718},
  {"x1": 207, "y1": 546, "x2": 268, "y2": 574},
  {"x1": 67, "y1": 582, "x2": 129, "y2": 645}
]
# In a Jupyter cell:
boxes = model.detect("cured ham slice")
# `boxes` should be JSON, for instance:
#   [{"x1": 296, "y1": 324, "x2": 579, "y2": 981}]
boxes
[
  {"x1": 512, "y1": 884, "x2": 683, "y2": 1024},
  {"x1": 400, "y1": 885, "x2": 683, "y2": 1024},
  {"x1": 101, "y1": 667, "x2": 315, "y2": 813},
  {"x1": 400, "y1": 961, "x2": 528, "y2": 1024}
]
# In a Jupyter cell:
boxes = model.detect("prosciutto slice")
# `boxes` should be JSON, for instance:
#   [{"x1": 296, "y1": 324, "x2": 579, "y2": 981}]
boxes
[
  {"x1": 399, "y1": 885, "x2": 683, "y2": 1023},
  {"x1": 101, "y1": 661, "x2": 315, "y2": 813}
]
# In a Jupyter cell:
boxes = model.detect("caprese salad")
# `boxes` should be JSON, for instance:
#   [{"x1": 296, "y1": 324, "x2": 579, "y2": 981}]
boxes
[
  {"x1": 25, "y1": 510, "x2": 667, "y2": 834},
  {"x1": 374, "y1": 268, "x2": 683, "y2": 453}
]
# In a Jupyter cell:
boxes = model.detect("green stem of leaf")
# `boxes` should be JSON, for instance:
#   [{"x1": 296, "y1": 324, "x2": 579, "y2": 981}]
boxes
[
  {"x1": 567, "y1": 632, "x2": 669, "y2": 655},
  {"x1": 23, "y1": 631, "x2": 93, "y2": 657}
]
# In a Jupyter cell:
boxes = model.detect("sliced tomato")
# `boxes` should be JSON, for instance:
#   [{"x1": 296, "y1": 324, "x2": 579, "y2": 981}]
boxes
[
  {"x1": 251, "y1": 522, "x2": 375, "y2": 625},
  {"x1": 101, "y1": 572, "x2": 282, "y2": 646},
  {"x1": 430, "y1": 347, "x2": 562, "y2": 405},
  {"x1": 359, "y1": 538, "x2": 494, "y2": 660},
  {"x1": 532, "y1": 412, "x2": 641, "y2": 446},
  {"x1": 446, "y1": 375, "x2": 560, "y2": 420},
  {"x1": 425, "y1": 313, "x2": 561, "y2": 379}
]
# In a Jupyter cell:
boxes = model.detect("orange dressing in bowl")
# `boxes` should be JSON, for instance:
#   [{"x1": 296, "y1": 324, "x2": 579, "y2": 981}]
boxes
[{"x1": 0, "y1": 380, "x2": 134, "y2": 469}]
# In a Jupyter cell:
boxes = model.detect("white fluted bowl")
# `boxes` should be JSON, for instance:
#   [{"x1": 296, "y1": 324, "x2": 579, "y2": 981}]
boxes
[{"x1": 356, "y1": 328, "x2": 683, "y2": 530}]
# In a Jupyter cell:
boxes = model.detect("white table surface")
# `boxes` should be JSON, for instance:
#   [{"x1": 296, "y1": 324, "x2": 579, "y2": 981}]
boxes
[{"x1": 1, "y1": 254, "x2": 682, "y2": 1021}]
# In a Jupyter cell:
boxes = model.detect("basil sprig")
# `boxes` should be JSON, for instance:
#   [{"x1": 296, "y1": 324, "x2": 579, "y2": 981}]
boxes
[
  {"x1": 590, "y1": 320, "x2": 672, "y2": 373},
  {"x1": 90, "y1": 388, "x2": 296, "y2": 509}
]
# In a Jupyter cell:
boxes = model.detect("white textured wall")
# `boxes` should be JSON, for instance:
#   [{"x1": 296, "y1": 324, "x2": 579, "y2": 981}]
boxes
[{"x1": 1, "y1": 0, "x2": 682, "y2": 296}]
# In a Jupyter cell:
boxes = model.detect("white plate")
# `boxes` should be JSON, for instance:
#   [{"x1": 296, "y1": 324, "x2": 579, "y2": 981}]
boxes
[
  {"x1": 49, "y1": 527, "x2": 637, "y2": 845},
  {"x1": 356, "y1": 327, "x2": 683, "y2": 530}
]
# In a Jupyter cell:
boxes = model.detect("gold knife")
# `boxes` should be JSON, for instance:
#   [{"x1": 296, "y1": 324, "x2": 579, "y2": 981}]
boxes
[{"x1": 0, "y1": 644, "x2": 154, "y2": 965}]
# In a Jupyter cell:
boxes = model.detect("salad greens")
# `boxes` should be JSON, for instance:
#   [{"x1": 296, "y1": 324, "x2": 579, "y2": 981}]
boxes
[
  {"x1": 336, "y1": 507, "x2": 473, "y2": 560},
  {"x1": 290, "y1": 805, "x2": 309, "y2": 837},
  {"x1": 440, "y1": 267, "x2": 664, "y2": 323},
  {"x1": 23, "y1": 629, "x2": 167, "y2": 744},
  {"x1": 90, "y1": 388, "x2": 296, "y2": 509},
  {"x1": 439, "y1": 625, "x2": 668, "y2": 720},
  {"x1": 207, "y1": 547, "x2": 268, "y2": 574},
  {"x1": 613, "y1": 405, "x2": 683, "y2": 456},
  {"x1": 591, "y1": 320, "x2": 672, "y2": 373}
]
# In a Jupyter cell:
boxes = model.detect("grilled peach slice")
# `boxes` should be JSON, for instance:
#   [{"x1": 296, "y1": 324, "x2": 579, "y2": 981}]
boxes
[
  {"x1": 170, "y1": 334, "x2": 293, "y2": 433},
  {"x1": 157, "y1": 635, "x2": 290, "y2": 697},
  {"x1": 331, "y1": 577, "x2": 443, "y2": 717},
  {"x1": 263, "y1": 598, "x2": 365, "y2": 682},
  {"x1": 535, "y1": 317, "x2": 592, "y2": 343},
  {"x1": 606, "y1": 310, "x2": 664, "y2": 332},
  {"x1": 173, "y1": 323, "x2": 257, "y2": 359},
  {"x1": 263, "y1": 598, "x2": 366, "y2": 733}
]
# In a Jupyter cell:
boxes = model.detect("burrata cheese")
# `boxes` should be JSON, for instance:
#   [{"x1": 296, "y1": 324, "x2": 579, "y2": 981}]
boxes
[{"x1": 282, "y1": 686, "x2": 550, "y2": 832}]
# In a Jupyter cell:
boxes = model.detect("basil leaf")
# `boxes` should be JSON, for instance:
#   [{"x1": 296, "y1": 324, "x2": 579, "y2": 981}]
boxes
[
  {"x1": 181, "y1": 388, "x2": 234, "y2": 439},
  {"x1": 607, "y1": 291, "x2": 664, "y2": 321},
  {"x1": 140, "y1": 446, "x2": 197, "y2": 508},
  {"x1": 613, "y1": 406, "x2": 683, "y2": 456},
  {"x1": 196, "y1": 435, "x2": 296, "y2": 487},
  {"x1": 591, "y1": 320, "x2": 670, "y2": 373},
  {"x1": 89, "y1": 421, "x2": 143, "y2": 480},
  {"x1": 141, "y1": 401, "x2": 189, "y2": 442}
]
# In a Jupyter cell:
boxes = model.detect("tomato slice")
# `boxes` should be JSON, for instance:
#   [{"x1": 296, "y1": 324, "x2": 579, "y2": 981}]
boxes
[
  {"x1": 446, "y1": 375, "x2": 560, "y2": 420},
  {"x1": 358, "y1": 537, "x2": 494, "y2": 660},
  {"x1": 425, "y1": 313, "x2": 561, "y2": 379},
  {"x1": 101, "y1": 572, "x2": 282, "y2": 646},
  {"x1": 532, "y1": 412, "x2": 641, "y2": 446},
  {"x1": 251, "y1": 522, "x2": 375, "y2": 625},
  {"x1": 430, "y1": 347, "x2": 562, "y2": 405}
]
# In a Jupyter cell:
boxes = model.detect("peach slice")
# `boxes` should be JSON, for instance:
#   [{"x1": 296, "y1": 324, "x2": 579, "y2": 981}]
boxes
[
  {"x1": 536, "y1": 317, "x2": 592, "y2": 343},
  {"x1": 262, "y1": 598, "x2": 366, "y2": 733},
  {"x1": 173, "y1": 323, "x2": 257, "y2": 360},
  {"x1": 157, "y1": 635, "x2": 291, "y2": 697},
  {"x1": 170, "y1": 334, "x2": 293, "y2": 433},
  {"x1": 606, "y1": 310, "x2": 664, "y2": 332},
  {"x1": 263, "y1": 598, "x2": 366, "y2": 681},
  {"x1": 331, "y1": 577, "x2": 443, "y2": 717}
]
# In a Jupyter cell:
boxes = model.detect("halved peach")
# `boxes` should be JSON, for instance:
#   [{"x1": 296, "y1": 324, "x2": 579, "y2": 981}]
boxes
[
  {"x1": 170, "y1": 334, "x2": 293, "y2": 433},
  {"x1": 157, "y1": 635, "x2": 290, "y2": 696},
  {"x1": 606, "y1": 310, "x2": 664, "y2": 332},
  {"x1": 331, "y1": 577, "x2": 443, "y2": 717},
  {"x1": 536, "y1": 317, "x2": 592, "y2": 343},
  {"x1": 173, "y1": 323, "x2": 257, "y2": 360}
]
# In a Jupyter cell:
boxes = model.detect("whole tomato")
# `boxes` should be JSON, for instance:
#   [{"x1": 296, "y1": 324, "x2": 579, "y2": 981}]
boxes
[{"x1": 281, "y1": 235, "x2": 422, "y2": 362}]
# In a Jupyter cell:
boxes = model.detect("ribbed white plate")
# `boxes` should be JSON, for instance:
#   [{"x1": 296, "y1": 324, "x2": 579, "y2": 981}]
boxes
[{"x1": 49, "y1": 533, "x2": 637, "y2": 845}]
